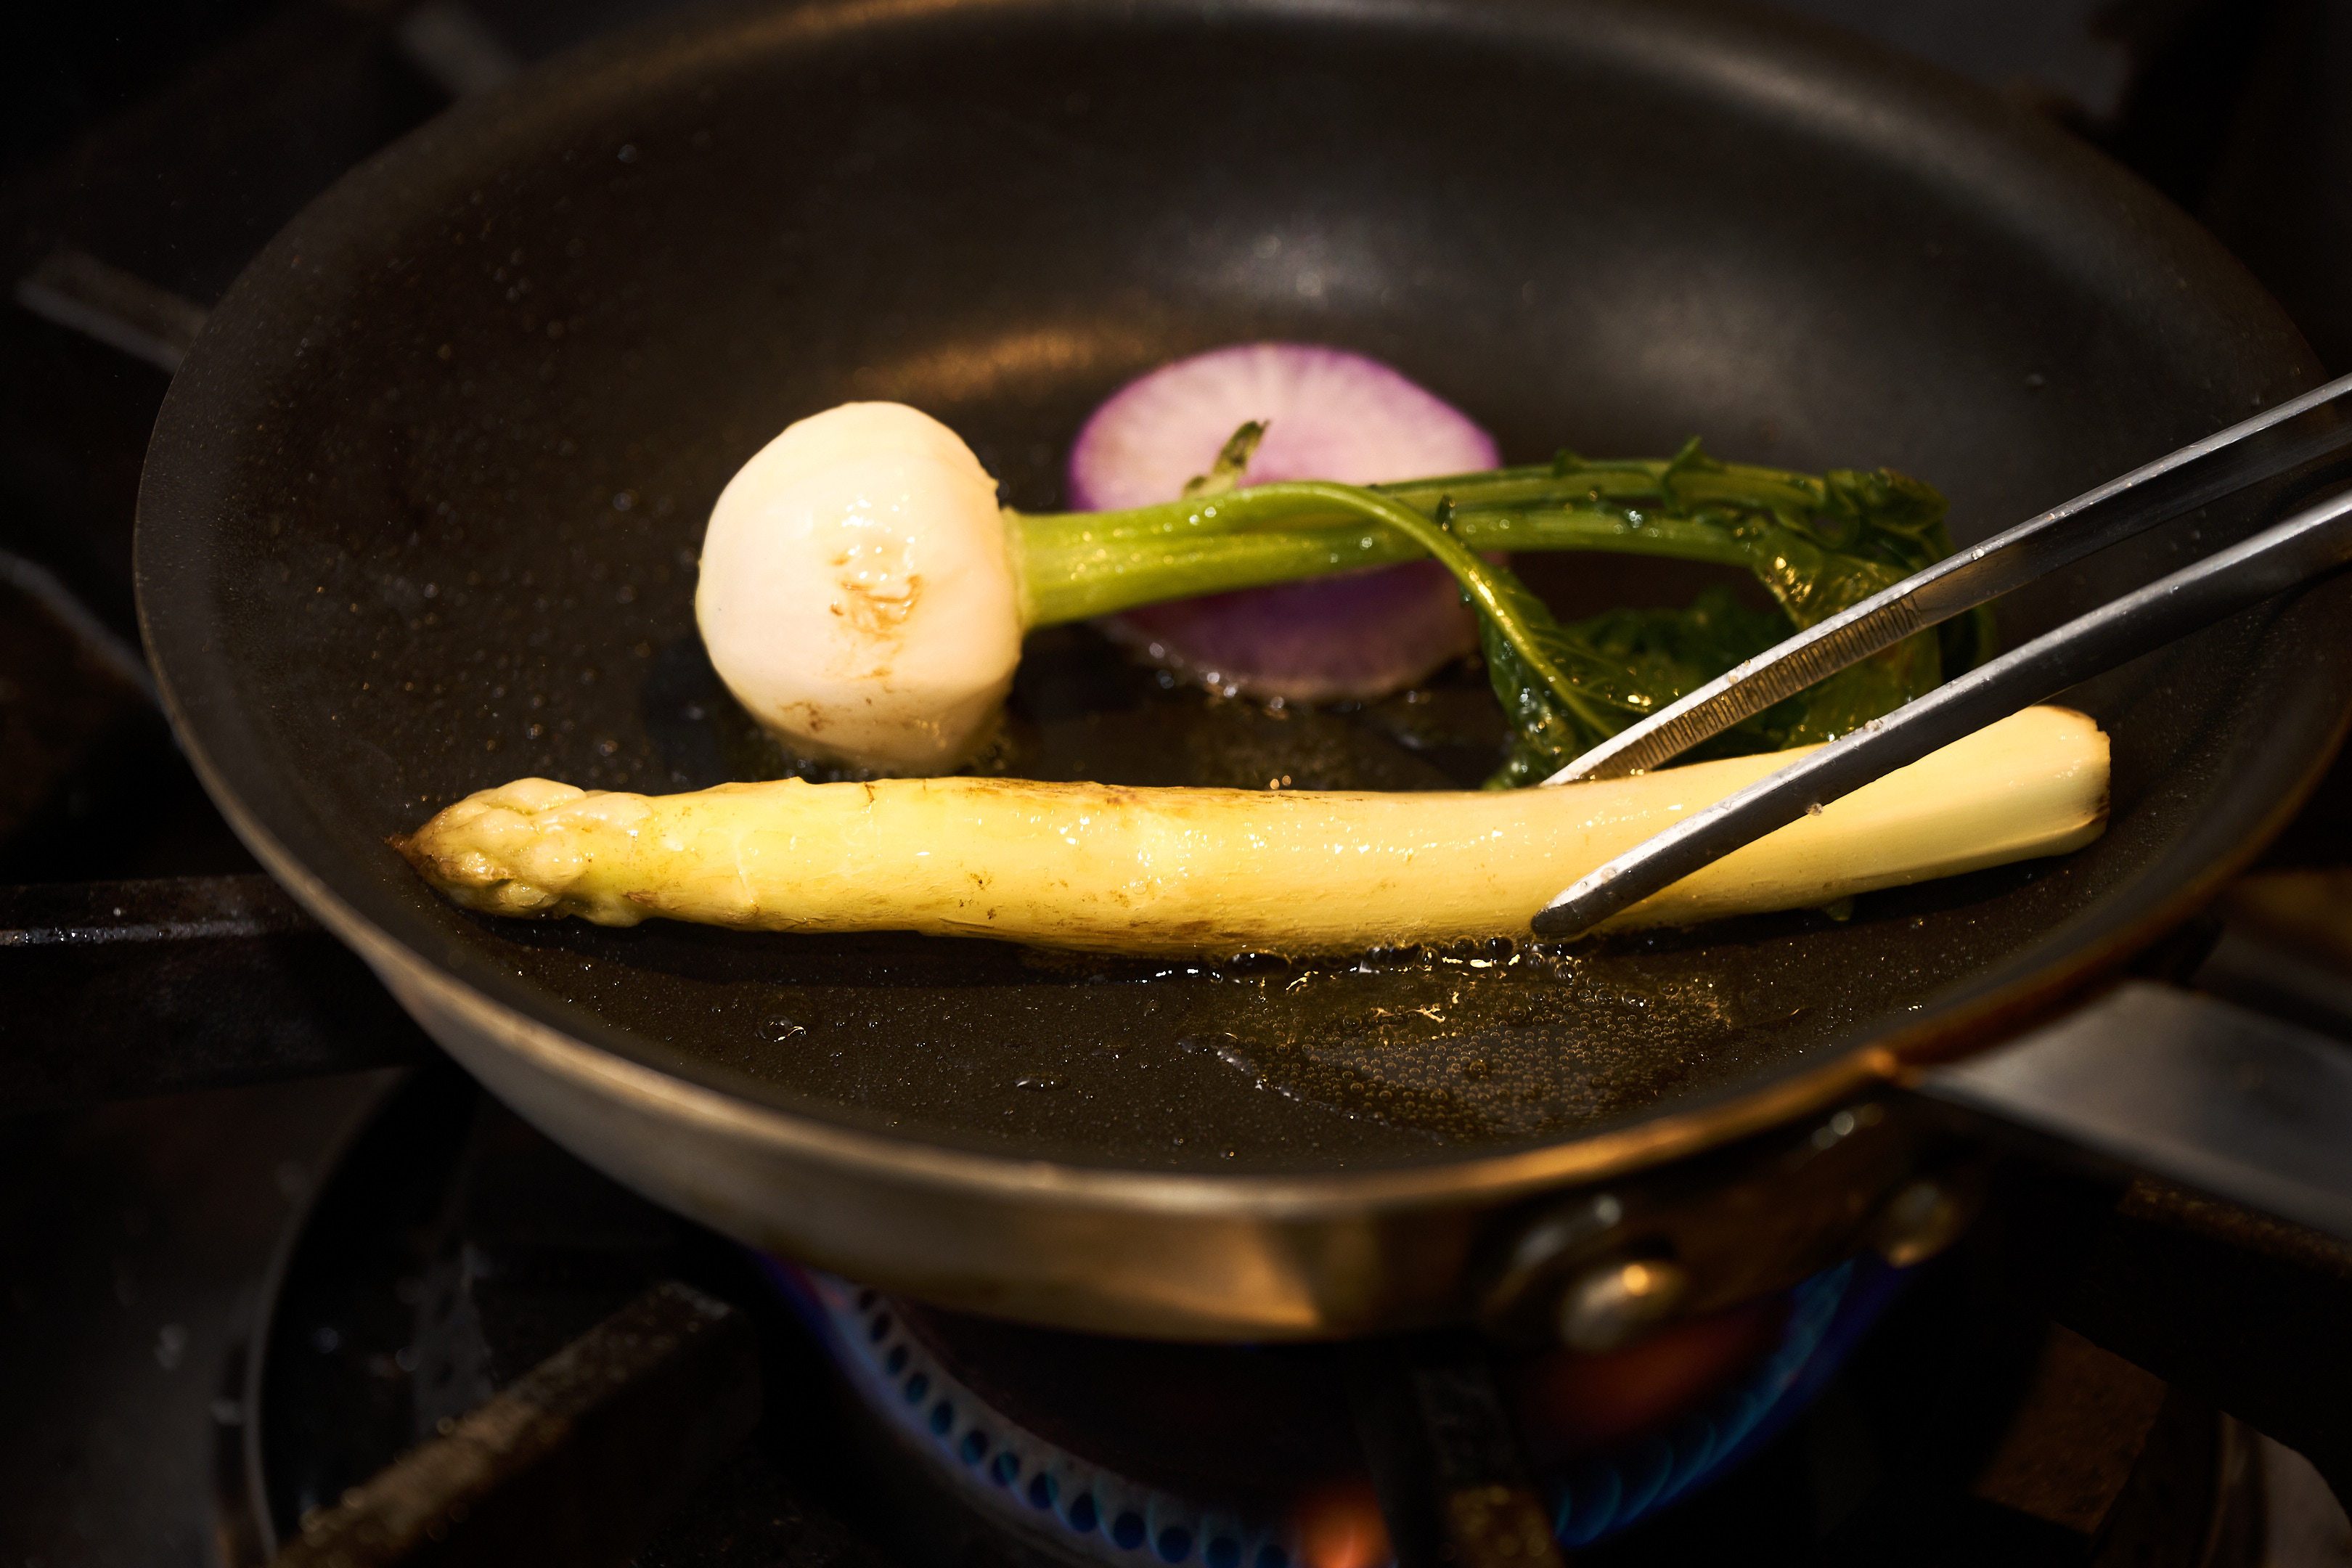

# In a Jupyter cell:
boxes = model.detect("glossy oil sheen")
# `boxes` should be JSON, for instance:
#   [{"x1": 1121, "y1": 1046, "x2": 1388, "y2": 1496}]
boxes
[{"x1": 139, "y1": 0, "x2": 2345, "y2": 1181}]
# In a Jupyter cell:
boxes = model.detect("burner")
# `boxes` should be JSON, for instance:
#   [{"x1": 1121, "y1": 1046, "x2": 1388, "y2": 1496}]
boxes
[
  {"x1": 772, "y1": 1256, "x2": 1901, "y2": 1565},
  {"x1": 776, "y1": 1263, "x2": 1326, "y2": 1568},
  {"x1": 192, "y1": 1067, "x2": 2303, "y2": 1568},
  {"x1": 1540, "y1": 1262, "x2": 1898, "y2": 1546}
]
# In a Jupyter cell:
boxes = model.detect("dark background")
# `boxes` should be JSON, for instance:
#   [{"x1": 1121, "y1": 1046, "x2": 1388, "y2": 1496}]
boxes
[{"x1": 4, "y1": 3, "x2": 2352, "y2": 1564}]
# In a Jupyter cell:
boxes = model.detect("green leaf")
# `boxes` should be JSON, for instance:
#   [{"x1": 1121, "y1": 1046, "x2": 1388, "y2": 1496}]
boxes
[
  {"x1": 1471, "y1": 563, "x2": 1624, "y2": 788},
  {"x1": 1181, "y1": 421, "x2": 1268, "y2": 499},
  {"x1": 1444, "y1": 444, "x2": 1988, "y2": 787}
]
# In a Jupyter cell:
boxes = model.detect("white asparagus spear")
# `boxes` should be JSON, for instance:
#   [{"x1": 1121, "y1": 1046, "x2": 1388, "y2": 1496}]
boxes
[{"x1": 398, "y1": 706, "x2": 2105, "y2": 956}]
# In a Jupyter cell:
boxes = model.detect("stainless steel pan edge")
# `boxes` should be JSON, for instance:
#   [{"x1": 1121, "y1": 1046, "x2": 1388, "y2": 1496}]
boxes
[
  {"x1": 152, "y1": 575, "x2": 2348, "y2": 1338},
  {"x1": 187, "y1": 729, "x2": 1903, "y2": 1338},
  {"x1": 132, "y1": 0, "x2": 2351, "y2": 1340},
  {"x1": 197, "y1": 658, "x2": 2352, "y2": 1336},
  {"x1": 157, "y1": 558, "x2": 2351, "y2": 1339}
]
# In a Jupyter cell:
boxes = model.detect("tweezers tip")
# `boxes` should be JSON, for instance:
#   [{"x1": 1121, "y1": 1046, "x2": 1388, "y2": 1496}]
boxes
[{"x1": 1527, "y1": 902, "x2": 1587, "y2": 940}]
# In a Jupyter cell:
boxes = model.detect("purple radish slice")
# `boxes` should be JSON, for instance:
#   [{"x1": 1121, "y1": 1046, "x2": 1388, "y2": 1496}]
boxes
[
  {"x1": 1068, "y1": 343, "x2": 1500, "y2": 702},
  {"x1": 1066, "y1": 343, "x2": 1501, "y2": 511}
]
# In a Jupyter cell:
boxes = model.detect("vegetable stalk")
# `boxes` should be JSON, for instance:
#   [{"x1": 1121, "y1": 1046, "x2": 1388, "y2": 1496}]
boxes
[
  {"x1": 1011, "y1": 438, "x2": 1995, "y2": 785},
  {"x1": 398, "y1": 706, "x2": 2105, "y2": 957},
  {"x1": 1015, "y1": 454, "x2": 1792, "y2": 625}
]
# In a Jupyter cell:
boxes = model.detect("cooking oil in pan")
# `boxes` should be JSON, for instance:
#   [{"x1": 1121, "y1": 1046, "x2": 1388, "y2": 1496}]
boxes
[{"x1": 1165, "y1": 939, "x2": 1808, "y2": 1143}]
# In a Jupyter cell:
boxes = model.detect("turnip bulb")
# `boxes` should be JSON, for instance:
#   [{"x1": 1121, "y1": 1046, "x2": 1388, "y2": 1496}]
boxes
[{"x1": 696, "y1": 401, "x2": 1022, "y2": 773}]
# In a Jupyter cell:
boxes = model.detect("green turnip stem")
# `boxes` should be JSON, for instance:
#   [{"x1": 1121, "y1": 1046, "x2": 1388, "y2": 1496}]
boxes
[
  {"x1": 1008, "y1": 448, "x2": 1967, "y2": 787},
  {"x1": 1013, "y1": 497, "x2": 1755, "y2": 626}
]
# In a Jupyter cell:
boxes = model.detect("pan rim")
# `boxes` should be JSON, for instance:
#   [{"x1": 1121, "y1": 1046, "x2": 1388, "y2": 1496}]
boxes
[
  {"x1": 155, "y1": 647, "x2": 2352, "y2": 1221},
  {"x1": 187, "y1": 722, "x2": 1903, "y2": 1215},
  {"x1": 136, "y1": 0, "x2": 2340, "y2": 1217}
]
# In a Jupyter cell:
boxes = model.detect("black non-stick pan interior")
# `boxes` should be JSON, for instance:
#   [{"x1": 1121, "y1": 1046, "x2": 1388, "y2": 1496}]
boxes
[{"x1": 138, "y1": 0, "x2": 2347, "y2": 1177}]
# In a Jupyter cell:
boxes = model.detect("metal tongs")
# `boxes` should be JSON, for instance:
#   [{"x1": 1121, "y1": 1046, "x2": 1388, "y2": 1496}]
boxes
[{"x1": 1530, "y1": 370, "x2": 2352, "y2": 939}]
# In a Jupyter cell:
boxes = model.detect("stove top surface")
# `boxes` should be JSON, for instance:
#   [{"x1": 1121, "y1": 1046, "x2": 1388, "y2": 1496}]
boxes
[
  {"x1": 6, "y1": 1060, "x2": 2343, "y2": 1568},
  {"x1": 7, "y1": 0, "x2": 2352, "y2": 1562}
]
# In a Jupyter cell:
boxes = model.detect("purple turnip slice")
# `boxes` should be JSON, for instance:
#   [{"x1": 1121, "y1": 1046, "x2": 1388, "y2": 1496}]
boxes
[{"x1": 1068, "y1": 343, "x2": 1499, "y2": 701}]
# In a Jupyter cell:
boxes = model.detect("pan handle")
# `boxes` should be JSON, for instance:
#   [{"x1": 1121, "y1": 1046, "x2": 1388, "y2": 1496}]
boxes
[
  {"x1": 1913, "y1": 981, "x2": 2352, "y2": 1243},
  {"x1": 0, "y1": 874, "x2": 439, "y2": 1111}
]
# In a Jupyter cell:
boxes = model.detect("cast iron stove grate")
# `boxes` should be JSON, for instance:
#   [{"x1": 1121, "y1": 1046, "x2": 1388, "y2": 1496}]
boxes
[{"x1": 214, "y1": 1066, "x2": 2287, "y2": 1568}]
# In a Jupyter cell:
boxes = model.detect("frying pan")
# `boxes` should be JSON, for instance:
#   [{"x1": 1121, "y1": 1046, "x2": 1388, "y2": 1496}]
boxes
[{"x1": 135, "y1": 0, "x2": 2352, "y2": 1341}]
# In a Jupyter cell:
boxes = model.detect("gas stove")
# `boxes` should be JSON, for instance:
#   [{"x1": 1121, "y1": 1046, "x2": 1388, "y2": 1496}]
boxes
[
  {"x1": 6, "y1": 1, "x2": 2352, "y2": 1564},
  {"x1": 8, "y1": 1058, "x2": 2345, "y2": 1568}
]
